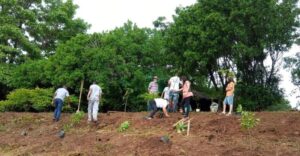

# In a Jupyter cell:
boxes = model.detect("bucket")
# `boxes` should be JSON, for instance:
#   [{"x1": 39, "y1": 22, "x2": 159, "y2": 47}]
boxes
[{"x1": 210, "y1": 102, "x2": 219, "y2": 113}]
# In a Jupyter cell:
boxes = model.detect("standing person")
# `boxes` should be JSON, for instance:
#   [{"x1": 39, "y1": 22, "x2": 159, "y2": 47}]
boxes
[
  {"x1": 146, "y1": 98, "x2": 170, "y2": 119},
  {"x1": 161, "y1": 82, "x2": 171, "y2": 111},
  {"x1": 52, "y1": 86, "x2": 70, "y2": 122},
  {"x1": 168, "y1": 73, "x2": 181, "y2": 112},
  {"x1": 180, "y1": 76, "x2": 193, "y2": 119},
  {"x1": 87, "y1": 82, "x2": 102, "y2": 123},
  {"x1": 148, "y1": 76, "x2": 159, "y2": 94},
  {"x1": 222, "y1": 77, "x2": 235, "y2": 116},
  {"x1": 147, "y1": 76, "x2": 159, "y2": 111}
]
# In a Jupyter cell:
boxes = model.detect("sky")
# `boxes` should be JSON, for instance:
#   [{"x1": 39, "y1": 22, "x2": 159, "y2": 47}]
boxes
[{"x1": 73, "y1": 0, "x2": 300, "y2": 109}]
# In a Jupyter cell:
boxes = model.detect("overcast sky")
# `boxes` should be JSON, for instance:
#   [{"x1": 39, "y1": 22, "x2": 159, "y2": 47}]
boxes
[{"x1": 73, "y1": 0, "x2": 299, "y2": 108}]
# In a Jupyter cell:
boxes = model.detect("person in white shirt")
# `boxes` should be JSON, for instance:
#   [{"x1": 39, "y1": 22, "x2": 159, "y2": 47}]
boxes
[
  {"x1": 161, "y1": 82, "x2": 170, "y2": 111},
  {"x1": 168, "y1": 74, "x2": 181, "y2": 112},
  {"x1": 52, "y1": 86, "x2": 70, "y2": 122},
  {"x1": 87, "y1": 82, "x2": 102, "y2": 123},
  {"x1": 146, "y1": 98, "x2": 170, "y2": 119}
]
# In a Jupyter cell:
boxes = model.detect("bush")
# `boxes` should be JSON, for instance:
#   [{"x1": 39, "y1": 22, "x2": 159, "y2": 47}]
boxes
[{"x1": 0, "y1": 88, "x2": 53, "y2": 112}]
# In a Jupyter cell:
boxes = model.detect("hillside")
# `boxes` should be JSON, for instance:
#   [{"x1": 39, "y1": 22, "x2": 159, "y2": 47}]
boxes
[{"x1": 0, "y1": 112, "x2": 299, "y2": 156}]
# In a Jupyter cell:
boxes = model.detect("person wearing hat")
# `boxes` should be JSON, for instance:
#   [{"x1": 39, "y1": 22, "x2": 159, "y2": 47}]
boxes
[{"x1": 148, "y1": 76, "x2": 159, "y2": 94}]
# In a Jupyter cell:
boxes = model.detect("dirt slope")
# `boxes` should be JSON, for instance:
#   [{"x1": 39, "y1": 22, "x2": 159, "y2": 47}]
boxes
[{"x1": 0, "y1": 112, "x2": 299, "y2": 156}]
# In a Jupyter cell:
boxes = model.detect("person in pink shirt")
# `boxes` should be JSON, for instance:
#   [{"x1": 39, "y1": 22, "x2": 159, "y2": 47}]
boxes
[{"x1": 179, "y1": 76, "x2": 193, "y2": 119}]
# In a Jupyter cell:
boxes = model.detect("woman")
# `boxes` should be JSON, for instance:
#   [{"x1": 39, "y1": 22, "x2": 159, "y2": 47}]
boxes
[{"x1": 180, "y1": 76, "x2": 193, "y2": 119}]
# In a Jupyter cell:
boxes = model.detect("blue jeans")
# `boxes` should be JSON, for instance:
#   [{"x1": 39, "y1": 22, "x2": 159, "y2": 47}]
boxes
[
  {"x1": 54, "y1": 98, "x2": 63, "y2": 121},
  {"x1": 182, "y1": 96, "x2": 192, "y2": 118},
  {"x1": 169, "y1": 91, "x2": 179, "y2": 112}
]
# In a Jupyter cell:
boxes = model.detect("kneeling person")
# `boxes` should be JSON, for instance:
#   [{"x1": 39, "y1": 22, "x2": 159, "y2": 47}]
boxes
[{"x1": 147, "y1": 98, "x2": 170, "y2": 119}]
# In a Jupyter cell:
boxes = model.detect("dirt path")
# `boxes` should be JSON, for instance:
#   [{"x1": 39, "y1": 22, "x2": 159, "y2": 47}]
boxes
[{"x1": 0, "y1": 112, "x2": 299, "y2": 155}]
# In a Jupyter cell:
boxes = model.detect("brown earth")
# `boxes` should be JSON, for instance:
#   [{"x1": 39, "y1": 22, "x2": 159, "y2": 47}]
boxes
[{"x1": 0, "y1": 111, "x2": 299, "y2": 156}]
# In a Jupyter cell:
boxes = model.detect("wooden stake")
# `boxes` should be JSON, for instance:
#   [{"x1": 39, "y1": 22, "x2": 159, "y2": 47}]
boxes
[
  {"x1": 187, "y1": 120, "x2": 191, "y2": 136},
  {"x1": 77, "y1": 79, "x2": 84, "y2": 113}
]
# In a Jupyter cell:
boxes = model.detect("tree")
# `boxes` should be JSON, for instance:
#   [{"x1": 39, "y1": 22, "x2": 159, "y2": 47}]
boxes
[
  {"x1": 0, "y1": 0, "x2": 89, "y2": 64},
  {"x1": 165, "y1": 0, "x2": 299, "y2": 110},
  {"x1": 46, "y1": 21, "x2": 167, "y2": 111}
]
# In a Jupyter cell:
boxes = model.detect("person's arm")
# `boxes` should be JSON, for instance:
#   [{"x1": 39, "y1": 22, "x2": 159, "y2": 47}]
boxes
[
  {"x1": 163, "y1": 106, "x2": 170, "y2": 117},
  {"x1": 99, "y1": 87, "x2": 102, "y2": 100},
  {"x1": 87, "y1": 87, "x2": 92, "y2": 100}
]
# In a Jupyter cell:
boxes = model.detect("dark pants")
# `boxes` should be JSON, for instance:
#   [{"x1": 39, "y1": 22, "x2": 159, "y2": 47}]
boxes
[
  {"x1": 182, "y1": 96, "x2": 192, "y2": 118},
  {"x1": 53, "y1": 98, "x2": 63, "y2": 121},
  {"x1": 148, "y1": 100, "x2": 158, "y2": 118}
]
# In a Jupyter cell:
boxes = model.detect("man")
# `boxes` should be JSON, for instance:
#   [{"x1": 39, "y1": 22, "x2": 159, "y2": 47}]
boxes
[
  {"x1": 52, "y1": 86, "x2": 70, "y2": 122},
  {"x1": 168, "y1": 74, "x2": 181, "y2": 112},
  {"x1": 146, "y1": 98, "x2": 170, "y2": 119},
  {"x1": 222, "y1": 77, "x2": 235, "y2": 116},
  {"x1": 147, "y1": 76, "x2": 159, "y2": 111},
  {"x1": 148, "y1": 76, "x2": 158, "y2": 94},
  {"x1": 87, "y1": 82, "x2": 102, "y2": 123}
]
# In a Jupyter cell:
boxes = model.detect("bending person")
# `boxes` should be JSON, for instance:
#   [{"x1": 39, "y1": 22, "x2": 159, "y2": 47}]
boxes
[{"x1": 146, "y1": 98, "x2": 170, "y2": 119}]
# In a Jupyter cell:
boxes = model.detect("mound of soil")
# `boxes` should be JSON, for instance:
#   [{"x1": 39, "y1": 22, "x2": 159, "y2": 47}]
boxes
[{"x1": 0, "y1": 111, "x2": 299, "y2": 155}]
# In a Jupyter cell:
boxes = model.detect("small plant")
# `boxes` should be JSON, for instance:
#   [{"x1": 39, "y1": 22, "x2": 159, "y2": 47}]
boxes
[
  {"x1": 237, "y1": 104, "x2": 243, "y2": 113},
  {"x1": 176, "y1": 121, "x2": 187, "y2": 133},
  {"x1": 63, "y1": 111, "x2": 85, "y2": 131},
  {"x1": 118, "y1": 121, "x2": 130, "y2": 132},
  {"x1": 240, "y1": 111, "x2": 260, "y2": 130}
]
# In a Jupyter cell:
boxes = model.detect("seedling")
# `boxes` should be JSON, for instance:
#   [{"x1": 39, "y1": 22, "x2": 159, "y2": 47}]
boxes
[
  {"x1": 240, "y1": 111, "x2": 260, "y2": 130},
  {"x1": 176, "y1": 121, "x2": 187, "y2": 133},
  {"x1": 63, "y1": 111, "x2": 85, "y2": 132},
  {"x1": 118, "y1": 121, "x2": 130, "y2": 132}
]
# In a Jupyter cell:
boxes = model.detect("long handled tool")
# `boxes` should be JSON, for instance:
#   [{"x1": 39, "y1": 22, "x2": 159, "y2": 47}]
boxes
[{"x1": 76, "y1": 80, "x2": 84, "y2": 113}]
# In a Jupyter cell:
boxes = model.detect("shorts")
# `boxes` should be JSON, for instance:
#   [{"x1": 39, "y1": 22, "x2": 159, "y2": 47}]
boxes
[{"x1": 223, "y1": 95, "x2": 234, "y2": 105}]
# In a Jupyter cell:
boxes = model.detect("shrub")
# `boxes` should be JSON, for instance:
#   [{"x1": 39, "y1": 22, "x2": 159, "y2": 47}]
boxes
[
  {"x1": 240, "y1": 111, "x2": 260, "y2": 130},
  {"x1": 0, "y1": 88, "x2": 53, "y2": 112}
]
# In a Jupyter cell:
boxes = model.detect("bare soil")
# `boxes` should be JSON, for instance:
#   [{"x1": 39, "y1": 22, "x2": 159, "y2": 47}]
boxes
[{"x1": 0, "y1": 111, "x2": 299, "y2": 156}]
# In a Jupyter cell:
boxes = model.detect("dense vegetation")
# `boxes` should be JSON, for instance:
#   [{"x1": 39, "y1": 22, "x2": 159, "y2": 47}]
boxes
[{"x1": 0, "y1": 0, "x2": 299, "y2": 112}]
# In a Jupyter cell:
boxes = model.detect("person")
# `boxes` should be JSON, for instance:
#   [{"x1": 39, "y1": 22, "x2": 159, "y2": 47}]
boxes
[
  {"x1": 168, "y1": 73, "x2": 181, "y2": 112},
  {"x1": 52, "y1": 86, "x2": 70, "y2": 122},
  {"x1": 146, "y1": 98, "x2": 170, "y2": 119},
  {"x1": 147, "y1": 76, "x2": 159, "y2": 111},
  {"x1": 148, "y1": 76, "x2": 159, "y2": 94},
  {"x1": 87, "y1": 82, "x2": 102, "y2": 123},
  {"x1": 180, "y1": 76, "x2": 193, "y2": 119},
  {"x1": 222, "y1": 77, "x2": 235, "y2": 116},
  {"x1": 161, "y1": 82, "x2": 170, "y2": 109}
]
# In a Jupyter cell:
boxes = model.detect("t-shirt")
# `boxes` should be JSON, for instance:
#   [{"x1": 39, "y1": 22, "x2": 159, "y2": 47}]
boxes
[
  {"x1": 54, "y1": 88, "x2": 69, "y2": 101},
  {"x1": 148, "y1": 81, "x2": 158, "y2": 93},
  {"x1": 89, "y1": 84, "x2": 102, "y2": 101},
  {"x1": 162, "y1": 87, "x2": 170, "y2": 100},
  {"x1": 169, "y1": 76, "x2": 180, "y2": 91},
  {"x1": 154, "y1": 98, "x2": 168, "y2": 108}
]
